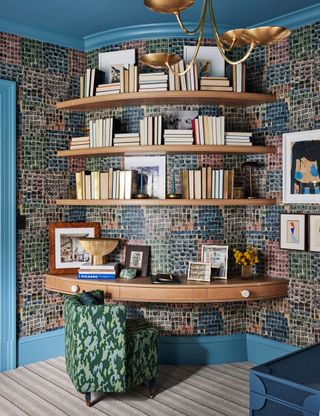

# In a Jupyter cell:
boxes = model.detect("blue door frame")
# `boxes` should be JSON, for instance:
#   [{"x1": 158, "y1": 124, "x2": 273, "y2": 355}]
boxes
[{"x1": 0, "y1": 80, "x2": 16, "y2": 371}]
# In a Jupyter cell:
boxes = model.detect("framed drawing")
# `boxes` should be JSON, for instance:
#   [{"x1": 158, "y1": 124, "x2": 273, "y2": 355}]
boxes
[
  {"x1": 201, "y1": 244, "x2": 229, "y2": 279},
  {"x1": 187, "y1": 262, "x2": 211, "y2": 283},
  {"x1": 280, "y1": 214, "x2": 306, "y2": 251},
  {"x1": 49, "y1": 222, "x2": 100, "y2": 274},
  {"x1": 125, "y1": 245, "x2": 150, "y2": 277},
  {"x1": 309, "y1": 215, "x2": 320, "y2": 252},
  {"x1": 183, "y1": 46, "x2": 225, "y2": 77},
  {"x1": 124, "y1": 156, "x2": 166, "y2": 199},
  {"x1": 99, "y1": 49, "x2": 136, "y2": 84},
  {"x1": 283, "y1": 130, "x2": 320, "y2": 203}
]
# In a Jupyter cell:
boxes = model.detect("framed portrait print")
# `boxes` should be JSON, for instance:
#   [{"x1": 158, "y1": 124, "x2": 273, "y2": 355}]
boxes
[
  {"x1": 125, "y1": 245, "x2": 150, "y2": 277},
  {"x1": 309, "y1": 215, "x2": 320, "y2": 252},
  {"x1": 280, "y1": 214, "x2": 306, "y2": 251},
  {"x1": 283, "y1": 130, "x2": 320, "y2": 203},
  {"x1": 99, "y1": 49, "x2": 135, "y2": 84},
  {"x1": 49, "y1": 222, "x2": 100, "y2": 274},
  {"x1": 187, "y1": 262, "x2": 212, "y2": 283},
  {"x1": 201, "y1": 244, "x2": 229, "y2": 279}
]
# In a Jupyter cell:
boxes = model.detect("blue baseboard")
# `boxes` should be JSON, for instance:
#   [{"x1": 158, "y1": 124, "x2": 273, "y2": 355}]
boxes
[{"x1": 17, "y1": 329, "x2": 300, "y2": 368}]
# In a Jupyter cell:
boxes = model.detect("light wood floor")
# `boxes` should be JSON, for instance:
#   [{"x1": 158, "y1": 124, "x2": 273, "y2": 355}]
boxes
[{"x1": 0, "y1": 357, "x2": 253, "y2": 416}]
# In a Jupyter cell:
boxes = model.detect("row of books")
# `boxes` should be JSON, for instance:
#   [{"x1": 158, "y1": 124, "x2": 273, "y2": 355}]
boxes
[
  {"x1": 139, "y1": 72, "x2": 168, "y2": 92},
  {"x1": 226, "y1": 63, "x2": 246, "y2": 93},
  {"x1": 77, "y1": 262, "x2": 119, "y2": 280},
  {"x1": 80, "y1": 68, "x2": 105, "y2": 98},
  {"x1": 182, "y1": 168, "x2": 235, "y2": 199},
  {"x1": 168, "y1": 62, "x2": 199, "y2": 91},
  {"x1": 88, "y1": 118, "x2": 114, "y2": 148},
  {"x1": 140, "y1": 115, "x2": 163, "y2": 145},
  {"x1": 225, "y1": 132, "x2": 252, "y2": 146},
  {"x1": 75, "y1": 169, "x2": 138, "y2": 200},
  {"x1": 192, "y1": 115, "x2": 225, "y2": 145}
]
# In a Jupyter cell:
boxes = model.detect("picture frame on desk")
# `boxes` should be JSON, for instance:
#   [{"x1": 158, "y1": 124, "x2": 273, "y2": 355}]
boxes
[
  {"x1": 280, "y1": 214, "x2": 306, "y2": 251},
  {"x1": 283, "y1": 130, "x2": 320, "y2": 204},
  {"x1": 125, "y1": 245, "x2": 150, "y2": 277},
  {"x1": 187, "y1": 261, "x2": 211, "y2": 283},
  {"x1": 49, "y1": 222, "x2": 100, "y2": 274},
  {"x1": 201, "y1": 244, "x2": 229, "y2": 279}
]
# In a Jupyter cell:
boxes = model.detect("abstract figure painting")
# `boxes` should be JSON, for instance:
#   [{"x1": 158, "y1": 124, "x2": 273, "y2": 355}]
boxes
[
  {"x1": 283, "y1": 130, "x2": 320, "y2": 203},
  {"x1": 280, "y1": 214, "x2": 306, "y2": 251}
]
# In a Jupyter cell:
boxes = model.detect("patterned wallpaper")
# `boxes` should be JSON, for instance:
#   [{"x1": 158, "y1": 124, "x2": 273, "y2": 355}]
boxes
[{"x1": 1, "y1": 22, "x2": 319, "y2": 346}]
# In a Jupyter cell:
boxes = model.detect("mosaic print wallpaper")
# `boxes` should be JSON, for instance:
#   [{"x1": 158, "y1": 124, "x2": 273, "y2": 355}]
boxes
[{"x1": 1, "y1": 22, "x2": 319, "y2": 346}]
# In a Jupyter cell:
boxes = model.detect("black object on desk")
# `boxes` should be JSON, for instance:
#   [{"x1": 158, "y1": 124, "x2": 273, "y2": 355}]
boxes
[{"x1": 151, "y1": 274, "x2": 180, "y2": 284}]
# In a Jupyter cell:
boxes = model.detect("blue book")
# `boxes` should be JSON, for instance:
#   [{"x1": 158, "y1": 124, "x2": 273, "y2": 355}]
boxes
[{"x1": 77, "y1": 273, "x2": 116, "y2": 280}]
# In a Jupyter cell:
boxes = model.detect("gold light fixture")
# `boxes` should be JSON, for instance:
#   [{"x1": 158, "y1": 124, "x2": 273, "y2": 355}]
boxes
[{"x1": 141, "y1": 0, "x2": 291, "y2": 75}]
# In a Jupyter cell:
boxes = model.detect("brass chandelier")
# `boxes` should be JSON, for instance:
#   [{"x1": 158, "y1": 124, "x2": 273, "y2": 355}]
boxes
[{"x1": 140, "y1": 0, "x2": 291, "y2": 75}]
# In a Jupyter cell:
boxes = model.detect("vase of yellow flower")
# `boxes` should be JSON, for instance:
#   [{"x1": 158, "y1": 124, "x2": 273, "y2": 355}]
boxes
[{"x1": 233, "y1": 246, "x2": 259, "y2": 279}]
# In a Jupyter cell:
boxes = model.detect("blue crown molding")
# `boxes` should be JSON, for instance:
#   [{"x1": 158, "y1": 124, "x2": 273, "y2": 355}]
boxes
[
  {"x1": 0, "y1": 17, "x2": 84, "y2": 50},
  {"x1": 83, "y1": 22, "x2": 232, "y2": 51},
  {"x1": 0, "y1": 80, "x2": 16, "y2": 372},
  {"x1": 252, "y1": 3, "x2": 320, "y2": 29}
]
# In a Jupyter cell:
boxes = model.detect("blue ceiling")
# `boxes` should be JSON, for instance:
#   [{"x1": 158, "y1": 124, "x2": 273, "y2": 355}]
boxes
[{"x1": 0, "y1": 0, "x2": 320, "y2": 50}]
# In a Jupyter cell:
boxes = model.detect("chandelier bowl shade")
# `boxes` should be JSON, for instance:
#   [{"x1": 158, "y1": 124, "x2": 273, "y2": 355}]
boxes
[
  {"x1": 144, "y1": 0, "x2": 194, "y2": 14},
  {"x1": 140, "y1": 52, "x2": 182, "y2": 68},
  {"x1": 221, "y1": 26, "x2": 291, "y2": 47}
]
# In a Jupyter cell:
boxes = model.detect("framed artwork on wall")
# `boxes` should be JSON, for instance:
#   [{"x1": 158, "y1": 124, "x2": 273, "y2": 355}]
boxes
[
  {"x1": 280, "y1": 214, "x2": 306, "y2": 251},
  {"x1": 283, "y1": 130, "x2": 320, "y2": 204},
  {"x1": 309, "y1": 215, "x2": 320, "y2": 252},
  {"x1": 187, "y1": 262, "x2": 212, "y2": 283},
  {"x1": 201, "y1": 244, "x2": 229, "y2": 279},
  {"x1": 99, "y1": 49, "x2": 136, "y2": 84},
  {"x1": 49, "y1": 222, "x2": 100, "y2": 274},
  {"x1": 125, "y1": 245, "x2": 150, "y2": 277}
]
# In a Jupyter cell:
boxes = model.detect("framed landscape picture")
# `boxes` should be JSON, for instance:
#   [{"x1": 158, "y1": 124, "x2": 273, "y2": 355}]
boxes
[
  {"x1": 201, "y1": 244, "x2": 229, "y2": 279},
  {"x1": 280, "y1": 214, "x2": 306, "y2": 251},
  {"x1": 49, "y1": 222, "x2": 100, "y2": 274},
  {"x1": 99, "y1": 49, "x2": 136, "y2": 84},
  {"x1": 283, "y1": 130, "x2": 320, "y2": 203},
  {"x1": 309, "y1": 215, "x2": 320, "y2": 252}
]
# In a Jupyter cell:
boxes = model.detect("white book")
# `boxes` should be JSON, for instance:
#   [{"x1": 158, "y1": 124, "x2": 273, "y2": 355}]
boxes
[
  {"x1": 92, "y1": 121, "x2": 96, "y2": 148},
  {"x1": 115, "y1": 133, "x2": 140, "y2": 138},
  {"x1": 225, "y1": 136, "x2": 251, "y2": 140},
  {"x1": 236, "y1": 64, "x2": 242, "y2": 93},
  {"x1": 89, "y1": 120, "x2": 93, "y2": 147},
  {"x1": 144, "y1": 116, "x2": 148, "y2": 146},
  {"x1": 194, "y1": 170, "x2": 201, "y2": 199},
  {"x1": 215, "y1": 117, "x2": 221, "y2": 145},
  {"x1": 125, "y1": 170, "x2": 132, "y2": 200},
  {"x1": 169, "y1": 67, "x2": 175, "y2": 91},
  {"x1": 158, "y1": 115, "x2": 162, "y2": 145},
  {"x1": 154, "y1": 116, "x2": 158, "y2": 146},
  {"x1": 116, "y1": 170, "x2": 121, "y2": 199},
  {"x1": 179, "y1": 60, "x2": 187, "y2": 91},
  {"x1": 190, "y1": 64, "x2": 195, "y2": 91},
  {"x1": 226, "y1": 132, "x2": 253, "y2": 137},
  {"x1": 85, "y1": 68, "x2": 91, "y2": 98},
  {"x1": 188, "y1": 170, "x2": 194, "y2": 199},
  {"x1": 119, "y1": 171, "x2": 125, "y2": 200},
  {"x1": 198, "y1": 116, "x2": 205, "y2": 145},
  {"x1": 101, "y1": 119, "x2": 106, "y2": 147},
  {"x1": 112, "y1": 171, "x2": 117, "y2": 199},
  {"x1": 211, "y1": 117, "x2": 216, "y2": 145},
  {"x1": 219, "y1": 169, "x2": 224, "y2": 198},
  {"x1": 194, "y1": 118, "x2": 200, "y2": 145},
  {"x1": 220, "y1": 116, "x2": 225, "y2": 146},
  {"x1": 105, "y1": 118, "x2": 110, "y2": 147},
  {"x1": 100, "y1": 172, "x2": 109, "y2": 199},
  {"x1": 109, "y1": 118, "x2": 113, "y2": 146},
  {"x1": 148, "y1": 116, "x2": 153, "y2": 146},
  {"x1": 208, "y1": 116, "x2": 213, "y2": 145},
  {"x1": 80, "y1": 262, "x2": 118, "y2": 270},
  {"x1": 140, "y1": 119, "x2": 144, "y2": 146}
]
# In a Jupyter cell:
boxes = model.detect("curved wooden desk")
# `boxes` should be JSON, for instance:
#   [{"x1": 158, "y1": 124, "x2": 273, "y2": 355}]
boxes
[{"x1": 45, "y1": 274, "x2": 288, "y2": 303}]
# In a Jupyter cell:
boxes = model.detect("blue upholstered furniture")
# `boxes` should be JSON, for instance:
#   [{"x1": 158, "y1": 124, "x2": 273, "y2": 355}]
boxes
[{"x1": 64, "y1": 291, "x2": 158, "y2": 406}]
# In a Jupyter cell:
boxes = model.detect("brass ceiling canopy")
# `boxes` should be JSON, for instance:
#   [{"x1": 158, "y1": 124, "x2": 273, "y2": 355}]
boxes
[
  {"x1": 142, "y1": 0, "x2": 291, "y2": 74},
  {"x1": 140, "y1": 52, "x2": 182, "y2": 68},
  {"x1": 144, "y1": 0, "x2": 194, "y2": 14}
]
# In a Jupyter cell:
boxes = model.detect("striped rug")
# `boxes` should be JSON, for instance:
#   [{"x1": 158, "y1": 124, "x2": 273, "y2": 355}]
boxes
[{"x1": 0, "y1": 358, "x2": 252, "y2": 415}]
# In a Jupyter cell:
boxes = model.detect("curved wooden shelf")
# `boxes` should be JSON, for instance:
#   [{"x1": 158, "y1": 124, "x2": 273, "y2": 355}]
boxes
[
  {"x1": 45, "y1": 274, "x2": 288, "y2": 303},
  {"x1": 57, "y1": 144, "x2": 277, "y2": 158},
  {"x1": 56, "y1": 91, "x2": 277, "y2": 112},
  {"x1": 55, "y1": 198, "x2": 276, "y2": 207}
]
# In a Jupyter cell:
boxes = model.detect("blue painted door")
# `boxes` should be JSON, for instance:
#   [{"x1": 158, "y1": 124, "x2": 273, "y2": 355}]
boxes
[{"x1": 0, "y1": 80, "x2": 16, "y2": 371}]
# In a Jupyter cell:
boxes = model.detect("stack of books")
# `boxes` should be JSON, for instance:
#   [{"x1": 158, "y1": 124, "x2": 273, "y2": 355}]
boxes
[
  {"x1": 200, "y1": 76, "x2": 232, "y2": 91},
  {"x1": 192, "y1": 115, "x2": 225, "y2": 145},
  {"x1": 80, "y1": 68, "x2": 105, "y2": 98},
  {"x1": 226, "y1": 63, "x2": 246, "y2": 92},
  {"x1": 120, "y1": 64, "x2": 138, "y2": 93},
  {"x1": 75, "y1": 169, "x2": 138, "y2": 200},
  {"x1": 186, "y1": 63, "x2": 199, "y2": 91},
  {"x1": 168, "y1": 61, "x2": 187, "y2": 91},
  {"x1": 163, "y1": 129, "x2": 194, "y2": 145},
  {"x1": 89, "y1": 118, "x2": 114, "y2": 148},
  {"x1": 78, "y1": 263, "x2": 119, "y2": 280},
  {"x1": 140, "y1": 115, "x2": 163, "y2": 145},
  {"x1": 225, "y1": 132, "x2": 252, "y2": 146},
  {"x1": 139, "y1": 72, "x2": 168, "y2": 92},
  {"x1": 182, "y1": 168, "x2": 234, "y2": 200},
  {"x1": 95, "y1": 82, "x2": 120, "y2": 95},
  {"x1": 69, "y1": 136, "x2": 90, "y2": 150},
  {"x1": 113, "y1": 133, "x2": 140, "y2": 146}
]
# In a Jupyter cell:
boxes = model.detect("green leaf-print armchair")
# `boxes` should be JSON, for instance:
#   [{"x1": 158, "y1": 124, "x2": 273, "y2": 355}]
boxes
[{"x1": 64, "y1": 291, "x2": 158, "y2": 406}]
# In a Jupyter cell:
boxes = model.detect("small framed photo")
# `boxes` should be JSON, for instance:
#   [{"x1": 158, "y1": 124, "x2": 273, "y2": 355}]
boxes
[
  {"x1": 125, "y1": 245, "x2": 150, "y2": 277},
  {"x1": 188, "y1": 262, "x2": 212, "y2": 283},
  {"x1": 280, "y1": 214, "x2": 306, "y2": 251},
  {"x1": 49, "y1": 222, "x2": 100, "y2": 274},
  {"x1": 201, "y1": 244, "x2": 229, "y2": 279},
  {"x1": 309, "y1": 215, "x2": 320, "y2": 251},
  {"x1": 109, "y1": 63, "x2": 124, "y2": 83},
  {"x1": 99, "y1": 49, "x2": 136, "y2": 84},
  {"x1": 183, "y1": 46, "x2": 225, "y2": 77}
]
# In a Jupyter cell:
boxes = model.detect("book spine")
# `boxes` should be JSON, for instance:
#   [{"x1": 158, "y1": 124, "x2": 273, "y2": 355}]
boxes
[
  {"x1": 201, "y1": 167, "x2": 207, "y2": 199},
  {"x1": 77, "y1": 274, "x2": 116, "y2": 280},
  {"x1": 182, "y1": 170, "x2": 189, "y2": 199},
  {"x1": 75, "y1": 172, "x2": 83, "y2": 199}
]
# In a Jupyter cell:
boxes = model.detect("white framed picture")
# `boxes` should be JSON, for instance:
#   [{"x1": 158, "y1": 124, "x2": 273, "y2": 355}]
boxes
[
  {"x1": 99, "y1": 49, "x2": 136, "y2": 83},
  {"x1": 124, "y1": 156, "x2": 166, "y2": 199},
  {"x1": 309, "y1": 215, "x2": 320, "y2": 252},
  {"x1": 201, "y1": 244, "x2": 228, "y2": 279},
  {"x1": 187, "y1": 261, "x2": 211, "y2": 283},
  {"x1": 183, "y1": 46, "x2": 225, "y2": 77},
  {"x1": 280, "y1": 214, "x2": 306, "y2": 251},
  {"x1": 283, "y1": 129, "x2": 320, "y2": 204}
]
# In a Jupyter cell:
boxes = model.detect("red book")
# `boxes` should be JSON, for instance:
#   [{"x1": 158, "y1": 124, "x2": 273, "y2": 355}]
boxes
[{"x1": 191, "y1": 118, "x2": 198, "y2": 145}]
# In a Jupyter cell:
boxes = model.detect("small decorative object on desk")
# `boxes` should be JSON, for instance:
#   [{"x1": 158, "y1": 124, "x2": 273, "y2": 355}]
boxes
[
  {"x1": 233, "y1": 246, "x2": 259, "y2": 279},
  {"x1": 125, "y1": 245, "x2": 150, "y2": 277},
  {"x1": 151, "y1": 274, "x2": 180, "y2": 284},
  {"x1": 187, "y1": 262, "x2": 211, "y2": 283},
  {"x1": 120, "y1": 268, "x2": 137, "y2": 279}
]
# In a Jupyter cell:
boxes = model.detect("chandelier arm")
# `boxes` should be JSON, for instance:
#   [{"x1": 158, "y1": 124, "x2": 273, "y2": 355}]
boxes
[
  {"x1": 208, "y1": 0, "x2": 256, "y2": 64},
  {"x1": 174, "y1": 0, "x2": 208, "y2": 36}
]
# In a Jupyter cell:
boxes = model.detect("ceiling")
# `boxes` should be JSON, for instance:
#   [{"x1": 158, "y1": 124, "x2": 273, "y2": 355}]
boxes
[{"x1": 0, "y1": 0, "x2": 319, "y2": 49}]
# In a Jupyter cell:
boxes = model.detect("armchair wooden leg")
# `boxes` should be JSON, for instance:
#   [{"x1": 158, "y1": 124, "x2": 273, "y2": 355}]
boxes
[
  {"x1": 148, "y1": 378, "x2": 156, "y2": 399},
  {"x1": 85, "y1": 392, "x2": 92, "y2": 407}
]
